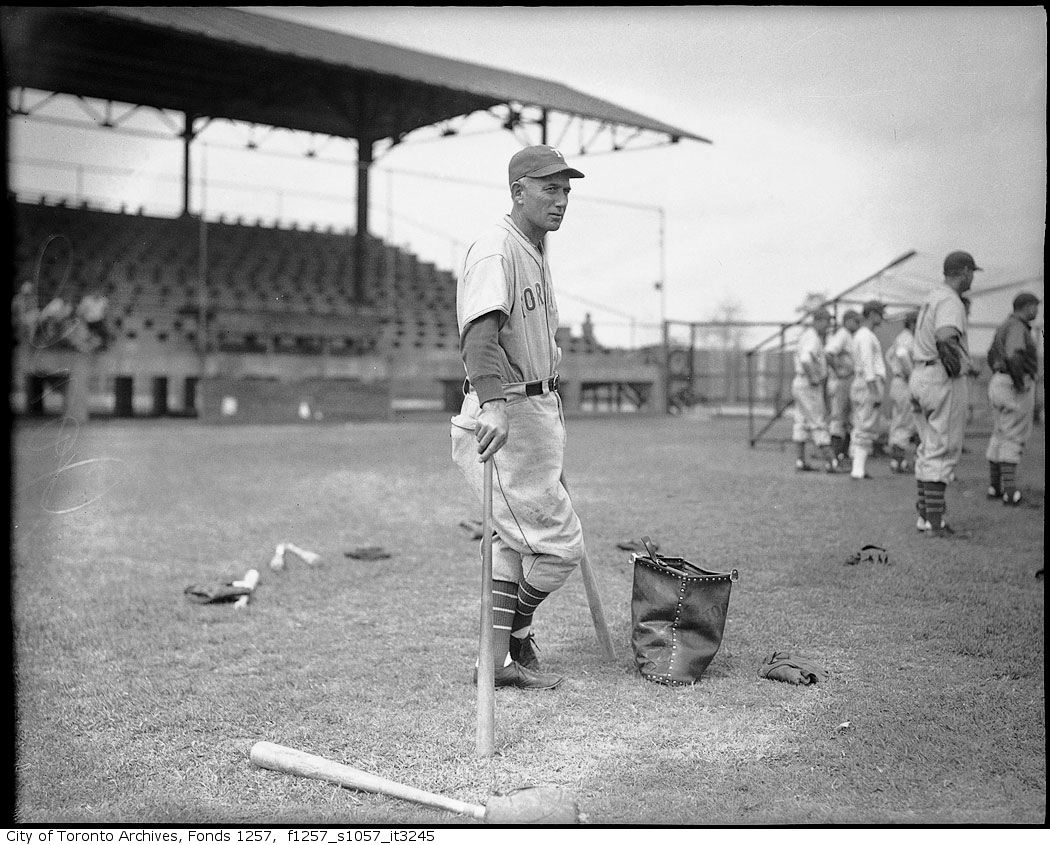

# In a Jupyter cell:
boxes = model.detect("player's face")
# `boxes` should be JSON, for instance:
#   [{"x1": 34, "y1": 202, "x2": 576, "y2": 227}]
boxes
[{"x1": 516, "y1": 174, "x2": 572, "y2": 234}]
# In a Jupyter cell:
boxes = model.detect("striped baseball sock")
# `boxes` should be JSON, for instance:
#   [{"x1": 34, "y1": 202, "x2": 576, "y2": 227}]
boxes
[
  {"x1": 988, "y1": 461, "x2": 1002, "y2": 496},
  {"x1": 925, "y1": 481, "x2": 947, "y2": 529},
  {"x1": 1000, "y1": 462, "x2": 1018, "y2": 501},
  {"x1": 512, "y1": 580, "x2": 549, "y2": 639},
  {"x1": 916, "y1": 479, "x2": 927, "y2": 522},
  {"x1": 491, "y1": 579, "x2": 518, "y2": 669}
]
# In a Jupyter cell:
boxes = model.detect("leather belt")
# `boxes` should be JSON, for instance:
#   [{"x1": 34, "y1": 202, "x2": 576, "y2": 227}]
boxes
[{"x1": 463, "y1": 374, "x2": 560, "y2": 397}]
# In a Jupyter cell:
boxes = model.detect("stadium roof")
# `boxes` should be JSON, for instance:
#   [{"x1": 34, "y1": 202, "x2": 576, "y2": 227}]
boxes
[{"x1": 1, "y1": 6, "x2": 712, "y2": 148}]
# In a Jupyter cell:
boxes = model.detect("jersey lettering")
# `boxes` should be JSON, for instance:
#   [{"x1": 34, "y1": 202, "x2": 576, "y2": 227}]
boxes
[{"x1": 523, "y1": 288, "x2": 536, "y2": 311}]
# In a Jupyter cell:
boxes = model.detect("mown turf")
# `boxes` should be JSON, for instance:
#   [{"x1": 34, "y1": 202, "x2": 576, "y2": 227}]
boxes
[{"x1": 9, "y1": 412, "x2": 1045, "y2": 825}]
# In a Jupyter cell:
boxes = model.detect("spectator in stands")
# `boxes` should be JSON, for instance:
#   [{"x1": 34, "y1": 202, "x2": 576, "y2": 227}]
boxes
[
  {"x1": 11, "y1": 281, "x2": 39, "y2": 342},
  {"x1": 37, "y1": 296, "x2": 74, "y2": 347},
  {"x1": 985, "y1": 292, "x2": 1041, "y2": 506},
  {"x1": 77, "y1": 293, "x2": 110, "y2": 351},
  {"x1": 824, "y1": 309, "x2": 861, "y2": 466}
]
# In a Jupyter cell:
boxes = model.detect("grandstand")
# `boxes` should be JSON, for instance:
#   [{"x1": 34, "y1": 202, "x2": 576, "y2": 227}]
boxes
[
  {"x1": 10, "y1": 196, "x2": 664, "y2": 421},
  {"x1": 5, "y1": 7, "x2": 708, "y2": 423}
]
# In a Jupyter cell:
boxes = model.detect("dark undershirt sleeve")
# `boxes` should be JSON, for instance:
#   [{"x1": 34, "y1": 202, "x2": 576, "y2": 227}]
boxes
[{"x1": 461, "y1": 310, "x2": 506, "y2": 405}]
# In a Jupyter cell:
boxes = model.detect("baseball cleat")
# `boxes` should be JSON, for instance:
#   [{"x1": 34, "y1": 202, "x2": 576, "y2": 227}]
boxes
[
  {"x1": 916, "y1": 516, "x2": 931, "y2": 532},
  {"x1": 473, "y1": 661, "x2": 563, "y2": 690},
  {"x1": 1003, "y1": 490, "x2": 1022, "y2": 506},
  {"x1": 927, "y1": 523, "x2": 962, "y2": 539},
  {"x1": 509, "y1": 632, "x2": 542, "y2": 671},
  {"x1": 795, "y1": 459, "x2": 816, "y2": 472},
  {"x1": 987, "y1": 485, "x2": 1002, "y2": 499}
]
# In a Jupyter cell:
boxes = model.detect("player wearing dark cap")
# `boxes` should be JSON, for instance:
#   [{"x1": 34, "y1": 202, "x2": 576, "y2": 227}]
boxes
[
  {"x1": 985, "y1": 291, "x2": 1041, "y2": 505},
  {"x1": 909, "y1": 250, "x2": 980, "y2": 537}
]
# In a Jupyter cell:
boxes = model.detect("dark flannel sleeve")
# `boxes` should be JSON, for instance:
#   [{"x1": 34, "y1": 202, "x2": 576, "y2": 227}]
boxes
[{"x1": 461, "y1": 310, "x2": 506, "y2": 405}]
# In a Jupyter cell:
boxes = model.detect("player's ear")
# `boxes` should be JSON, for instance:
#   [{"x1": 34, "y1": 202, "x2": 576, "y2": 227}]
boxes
[{"x1": 510, "y1": 178, "x2": 526, "y2": 204}]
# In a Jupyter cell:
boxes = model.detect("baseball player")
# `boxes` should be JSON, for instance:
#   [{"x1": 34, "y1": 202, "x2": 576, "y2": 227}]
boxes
[
  {"x1": 985, "y1": 292, "x2": 1041, "y2": 505},
  {"x1": 824, "y1": 309, "x2": 861, "y2": 466},
  {"x1": 885, "y1": 310, "x2": 919, "y2": 473},
  {"x1": 909, "y1": 250, "x2": 980, "y2": 537},
  {"x1": 450, "y1": 145, "x2": 586, "y2": 691},
  {"x1": 848, "y1": 300, "x2": 887, "y2": 479},
  {"x1": 790, "y1": 307, "x2": 837, "y2": 472}
]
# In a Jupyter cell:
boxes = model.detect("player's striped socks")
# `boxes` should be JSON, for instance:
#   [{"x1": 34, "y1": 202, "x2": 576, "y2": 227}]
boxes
[
  {"x1": 512, "y1": 580, "x2": 548, "y2": 639},
  {"x1": 916, "y1": 479, "x2": 927, "y2": 521},
  {"x1": 492, "y1": 579, "x2": 518, "y2": 668},
  {"x1": 924, "y1": 481, "x2": 947, "y2": 530},
  {"x1": 988, "y1": 461, "x2": 1002, "y2": 497},
  {"x1": 999, "y1": 462, "x2": 1019, "y2": 503}
]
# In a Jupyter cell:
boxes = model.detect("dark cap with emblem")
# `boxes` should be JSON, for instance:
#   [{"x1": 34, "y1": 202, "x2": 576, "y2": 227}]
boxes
[{"x1": 509, "y1": 145, "x2": 585, "y2": 185}]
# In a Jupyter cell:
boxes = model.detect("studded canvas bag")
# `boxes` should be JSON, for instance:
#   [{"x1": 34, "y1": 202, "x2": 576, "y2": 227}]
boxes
[{"x1": 630, "y1": 537, "x2": 738, "y2": 686}]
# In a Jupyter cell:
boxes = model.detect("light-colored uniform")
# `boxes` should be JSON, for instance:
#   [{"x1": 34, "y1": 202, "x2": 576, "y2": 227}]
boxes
[
  {"x1": 823, "y1": 325, "x2": 855, "y2": 440},
  {"x1": 450, "y1": 214, "x2": 585, "y2": 593},
  {"x1": 985, "y1": 314, "x2": 1039, "y2": 465},
  {"x1": 886, "y1": 327, "x2": 917, "y2": 451},
  {"x1": 909, "y1": 286, "x2": 970, "y2": 483},
  {"x1": 849, "y1": 325, "x2": 887, "y2": 454},
  {"x1": 791, "y1": 326, "x2": 831, "y2": 447}
]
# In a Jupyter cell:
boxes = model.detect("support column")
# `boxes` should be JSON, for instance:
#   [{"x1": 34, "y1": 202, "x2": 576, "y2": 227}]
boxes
[
  {"x1": 181, "y1": 113, "x2": 197, "y2": 217},
  {"x1": 353, "y1": 138, "x2": 375, "y2": 303}
]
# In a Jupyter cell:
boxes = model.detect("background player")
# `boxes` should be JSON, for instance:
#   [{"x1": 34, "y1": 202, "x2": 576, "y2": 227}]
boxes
[
  {"x1": 824, "y1": 309, "x2": 861, "y2": 467},
  {"x1": 451, "y1": 145, "x2": 587, "y2": 691},
  {"x1": 909, "y1": 250, "x2": 979, "y2": 537},
  {"x1": 848, "y1": 300, "x2": 887, "y2": 479},
  {"x1": 886, "y1": 310, "x2": 919, "y2": 473},
  {"x1": 985, "y1": 292, "x2": 1041, "y2": 505},
  {"x1": 790, "y1": 307, "x2": 837, "y2": 472}
]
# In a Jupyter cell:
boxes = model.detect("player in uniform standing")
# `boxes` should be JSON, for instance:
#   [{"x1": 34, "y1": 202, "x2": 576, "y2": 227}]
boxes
[
  {"x1": 885, "y1": 310, "x2": 919, "y2": 473},
  {"x1": 847, "y1": 301, "x2": 887, "y2": 479},
  {"x1": 824, "y1": 309, "x2": 861, "y2": 467},
  {"x1": 909, "y1": 250, "x2": 980, "y2": 537},
  {"x1": 985, "y1": 292, "x2": 1041, "y2": 505},
  {"x1": 790, "y1": 308, "x2": 838, "y2": 472},
  {"x1": 451, "y1": 145, "x2": 586, "y2": 691}
]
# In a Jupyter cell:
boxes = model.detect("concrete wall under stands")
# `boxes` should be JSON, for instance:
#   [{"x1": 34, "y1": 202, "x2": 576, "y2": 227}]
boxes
[{"x1": 198, "y1": 376, "x2": 392, "y2": 424}]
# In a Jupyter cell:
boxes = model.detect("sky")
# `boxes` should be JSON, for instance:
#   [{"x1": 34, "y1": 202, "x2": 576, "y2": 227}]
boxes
[{"x1": 6, "y1": 6, "x2": 1046, "y2": 349}]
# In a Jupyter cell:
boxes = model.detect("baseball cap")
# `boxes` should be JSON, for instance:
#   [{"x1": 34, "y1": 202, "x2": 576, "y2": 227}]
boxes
[
  {"x1": 1013, "y1": 292, "x2": 1040, "y2": 310},
  {"x1": 508, "y1": 145, "x2": 585, "y2": 185},
  {"x1": 943, "y1": 250, "x2": 982, "y2": 275}
]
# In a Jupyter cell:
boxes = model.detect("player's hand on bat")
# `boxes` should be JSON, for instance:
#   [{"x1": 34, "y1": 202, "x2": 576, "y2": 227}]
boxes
[{"x1": 476, "y1": 399, "x2": 509, "y2": 461}]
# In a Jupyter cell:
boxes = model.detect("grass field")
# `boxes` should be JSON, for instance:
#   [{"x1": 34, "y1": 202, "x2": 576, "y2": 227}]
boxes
[{"x1": 8, "y1": 411, "x2": 1045, "y2": 826}]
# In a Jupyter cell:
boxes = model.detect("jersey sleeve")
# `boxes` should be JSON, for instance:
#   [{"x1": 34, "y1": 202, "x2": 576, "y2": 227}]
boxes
[
  {"x1": 933, "y1": 295, "x2": 966, "y2": 338},
  {"x1": 460, "y1": 253, "x2": 513, "y2": 327}
]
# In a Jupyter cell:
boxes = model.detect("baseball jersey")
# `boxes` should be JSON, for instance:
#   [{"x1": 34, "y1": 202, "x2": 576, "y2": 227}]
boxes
[
  {"x1": 457, "y1": 214, "x2": 561, "y2": 385},
  {"x1": 851, "y1": 325, "x2": 887, "y2": 383},
  {"x1": 824, "y1": 326, "x2": 855, "y2": 377},
  {"x1": 913, "y1": 285, "x2": 968, "y2": 363},
  {"x1": 886, "y1": 329, "x2": 915, "y2": 378},
  {"x1": 794, "y1": 326, "x2": 827, "y2": 381},
  {"x1": 987, "y1": 314, "x2": 1038, "y2": 377}
]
